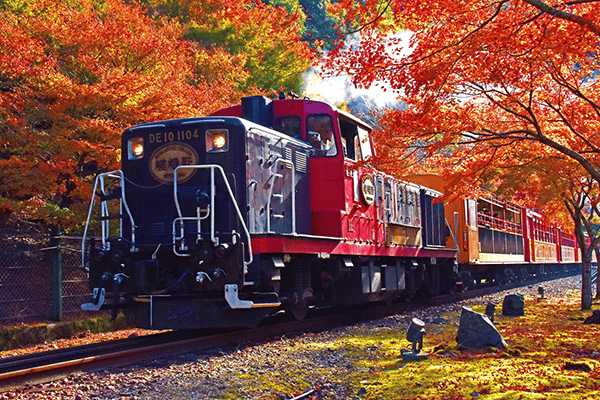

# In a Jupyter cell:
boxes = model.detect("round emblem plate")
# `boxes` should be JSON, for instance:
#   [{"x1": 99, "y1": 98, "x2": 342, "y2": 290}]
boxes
[
  {"x1": 149, "y1": 143, "x2": 199, "y2": 185},
  {"x1": 360, "y1": 174, "x2": 376, "y2": 206}
]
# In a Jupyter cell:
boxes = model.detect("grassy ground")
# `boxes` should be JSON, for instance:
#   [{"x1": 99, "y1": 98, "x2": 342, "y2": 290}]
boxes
[
  {"x1": 330, "y1": 290, "x2": 600, "y2": 399},
  {"x1": 4, "y1": 283, "x2": 600, "y2": 400}
]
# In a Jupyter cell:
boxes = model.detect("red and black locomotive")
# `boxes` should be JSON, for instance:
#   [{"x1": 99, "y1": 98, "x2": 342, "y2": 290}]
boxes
[
  {"x1": 82, "y1": 95, "x2": 584, "y2": 330},
  {"x1": 82, "y1": 95, "x2": 458, "y2": 329}
]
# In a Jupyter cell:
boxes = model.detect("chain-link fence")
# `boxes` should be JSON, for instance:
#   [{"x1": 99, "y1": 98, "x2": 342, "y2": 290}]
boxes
[
  {"x1": 61, "y1": 236, "x2": 103, "y2": 322},
  {"x1": 0, "y1": 225, "x2": 105, "y2": 328}
]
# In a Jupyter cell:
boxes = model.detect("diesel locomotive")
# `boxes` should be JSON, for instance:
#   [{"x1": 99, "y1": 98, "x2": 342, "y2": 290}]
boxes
[{"x1": 81, "y1": 95, "x2": 458, "y2": 329}]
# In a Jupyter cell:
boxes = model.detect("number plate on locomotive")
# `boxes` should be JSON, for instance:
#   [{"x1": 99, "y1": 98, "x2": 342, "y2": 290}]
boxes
[{"x1": 150, "y1": 143, "x2": 199, "y2": 184}]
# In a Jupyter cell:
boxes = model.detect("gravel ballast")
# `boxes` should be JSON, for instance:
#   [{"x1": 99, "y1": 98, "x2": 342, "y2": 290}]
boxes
[{"x1": 0, "y1": 275, "x2": 586, "y2": 400}]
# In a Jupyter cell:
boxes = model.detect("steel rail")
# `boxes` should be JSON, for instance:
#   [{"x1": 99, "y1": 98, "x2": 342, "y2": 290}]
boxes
[{"x1": 0, "y1": 271, "x2": 579, "y2": 393}]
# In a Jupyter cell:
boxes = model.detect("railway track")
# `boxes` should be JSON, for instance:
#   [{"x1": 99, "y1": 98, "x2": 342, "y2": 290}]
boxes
[{"x1": 0, "y1": 272, "x2": 579, "y2": 392}]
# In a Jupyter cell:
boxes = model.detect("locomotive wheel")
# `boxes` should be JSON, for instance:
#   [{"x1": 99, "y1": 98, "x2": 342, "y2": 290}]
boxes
[{"x1": 287, "y1": 300, "x2": 309, "y2": 321}]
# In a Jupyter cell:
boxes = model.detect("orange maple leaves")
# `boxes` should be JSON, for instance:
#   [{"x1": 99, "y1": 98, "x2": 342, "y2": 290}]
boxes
[
  {"x1": 326, "y1": 0, "x2": 600, "y2": 209},
  {"x1": 0, "y1": 0, "x2": 313, "y2": 227}
]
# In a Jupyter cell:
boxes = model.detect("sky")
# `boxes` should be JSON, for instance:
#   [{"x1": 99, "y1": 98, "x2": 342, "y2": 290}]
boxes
[
  {"x1": 302, "y1": 66, "x2": 399, "y2": 107},
  {"x1": 302, "y1": 31, "x2": 412, "y2": 108}
]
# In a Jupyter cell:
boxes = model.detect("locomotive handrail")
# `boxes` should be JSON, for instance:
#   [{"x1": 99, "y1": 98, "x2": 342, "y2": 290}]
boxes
[
  {"x1": 266, "y1": 158, "x2": 296, "y2": 235},
  {"x1": 173, "y1": 165, "x2": 254, "y2": 275},
  {"x1": 81, "y1": 170, "x2": 137, "y2": 269}
]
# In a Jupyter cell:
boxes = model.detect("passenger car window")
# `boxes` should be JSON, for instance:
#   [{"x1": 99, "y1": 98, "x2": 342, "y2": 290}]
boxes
[{"x1": 307, "y1": 115, "x2": 337, "y2": 157}]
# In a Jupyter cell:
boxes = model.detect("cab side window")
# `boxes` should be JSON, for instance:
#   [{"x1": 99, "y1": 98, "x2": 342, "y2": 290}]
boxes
[
  {"x1": 339, "y1": 117, "x2": 361, "y2": 160},
  {"x1": 274, "y1": 116, "x2": 301, "y2": 140},
  {"x1": 307, "y1": 115, "x2": 337, "y2": 157}
]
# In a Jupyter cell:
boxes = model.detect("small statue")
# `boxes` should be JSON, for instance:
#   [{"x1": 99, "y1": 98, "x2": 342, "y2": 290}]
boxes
[
  {"x1": 538, "y1": 286, "x2": 545, "y2": 301},
  {"x1": 406, "y1": 317, "x2": 426, "y2": 354}
]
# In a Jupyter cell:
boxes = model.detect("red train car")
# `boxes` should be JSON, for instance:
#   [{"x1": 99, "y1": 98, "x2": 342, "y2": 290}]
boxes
[{"x1": 409, "y1": 174, "x2": 581, "y2": 288}]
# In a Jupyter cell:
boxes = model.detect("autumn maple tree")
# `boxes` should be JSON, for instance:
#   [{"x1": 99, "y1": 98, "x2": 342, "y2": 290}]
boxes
[
  {"x1": 141, "y1": 0, "x2": 314, "y2": 92},
  {"x1": 325, "y1": 0, "x2": 600, "y2": 308},
  {"x1": 0, "y1": 0, "x2": 313, "y2": 228}
]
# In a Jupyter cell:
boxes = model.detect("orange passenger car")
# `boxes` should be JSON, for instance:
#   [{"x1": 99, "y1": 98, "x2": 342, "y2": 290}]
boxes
[{"x1": 409, "y1": 174, "x2": 581, "y2": 288}]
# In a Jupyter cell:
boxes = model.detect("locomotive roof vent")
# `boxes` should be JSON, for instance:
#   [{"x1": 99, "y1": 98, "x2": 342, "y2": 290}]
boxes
[{"x1": 242, "y1": 96, "x2": 273, "y2": 128}]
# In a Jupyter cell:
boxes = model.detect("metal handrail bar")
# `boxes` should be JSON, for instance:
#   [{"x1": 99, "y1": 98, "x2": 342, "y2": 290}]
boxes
[{"x1": 172, "y1": 165, "x2": 254, "y2": 275}]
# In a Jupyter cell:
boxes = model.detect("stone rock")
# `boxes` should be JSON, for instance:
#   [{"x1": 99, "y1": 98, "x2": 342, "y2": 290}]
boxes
[
  {"x1": 502, "y1": 294, "x2": 525, "y2": 316},
  {"x1": 456, "y1": 306, "x2": 507, "y2": 349},
  {"x1": 584, "y1": 309, "x2": 600, "y2": 324}
]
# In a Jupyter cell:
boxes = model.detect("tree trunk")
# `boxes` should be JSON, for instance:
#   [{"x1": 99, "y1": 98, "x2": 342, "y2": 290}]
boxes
[
  {"x1": 572, "y1": 212, "x2": 593, "y2": 310},
  {"x1": 575, "y1": 220, "x2": 598, "y2": 309},
  {"x1": 595, "y1": 247, "x2": 600, "y2": 299},
  {"x1": 582, "y1": 257, "x2": 592, "y2": 310}
]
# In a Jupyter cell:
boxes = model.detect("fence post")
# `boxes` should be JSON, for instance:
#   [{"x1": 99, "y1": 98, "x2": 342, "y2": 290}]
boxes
[{"x1": 50, "y1": 226, "x2": 62, "y2": 321}]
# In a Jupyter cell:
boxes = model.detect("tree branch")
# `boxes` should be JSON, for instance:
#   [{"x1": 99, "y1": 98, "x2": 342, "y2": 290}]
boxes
[{"x1": 521, "y1": 0, "x2": 600, "y2": 35}]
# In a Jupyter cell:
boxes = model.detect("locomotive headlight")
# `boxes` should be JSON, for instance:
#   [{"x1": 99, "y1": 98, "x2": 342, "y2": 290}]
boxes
[
  {"x1": 206, "y1": 129, "x2": 229, "y2": 153},
  {"x1": 127, "y1": 137, "x2": 144, "y2": 160}
]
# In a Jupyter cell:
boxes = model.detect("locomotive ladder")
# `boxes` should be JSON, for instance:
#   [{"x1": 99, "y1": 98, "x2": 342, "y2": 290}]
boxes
[
  {"x1": 266, "y1": 158, "x2": 296, "y2": 234},
  {"x1": 81, "y1": 170, "x2": 137, "y2": 269}
]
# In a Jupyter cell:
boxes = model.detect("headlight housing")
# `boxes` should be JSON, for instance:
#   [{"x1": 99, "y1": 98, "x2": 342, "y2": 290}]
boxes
[
  {"x1": 206, "y1": 129, "x2": 229, "y2": 153},
  {"x1": 127, "y1": 137, "x2": 144, "y2": 160}
]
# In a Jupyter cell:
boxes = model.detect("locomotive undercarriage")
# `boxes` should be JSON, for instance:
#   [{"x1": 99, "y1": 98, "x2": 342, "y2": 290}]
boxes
[
  {"x1": 460, "y1": 262, "x2": 581, "y2": 289},
  {"x1": 255, "y1": 253, "x2": 459, "y2": 321}
]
